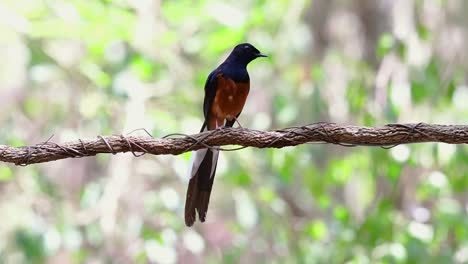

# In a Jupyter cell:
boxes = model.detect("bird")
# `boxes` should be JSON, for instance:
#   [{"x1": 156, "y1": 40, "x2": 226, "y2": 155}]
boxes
[{"x1": 185, "y1": 43, "x2": 267, "y2": 226}]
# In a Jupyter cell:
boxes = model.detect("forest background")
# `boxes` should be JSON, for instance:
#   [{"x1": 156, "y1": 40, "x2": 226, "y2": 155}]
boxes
[{"x1": 0, "y1": 0, "x2": 467, "y2": 263}]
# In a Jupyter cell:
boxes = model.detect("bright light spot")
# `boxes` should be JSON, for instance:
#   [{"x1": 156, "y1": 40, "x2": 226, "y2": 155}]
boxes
[
  {"x1": 161, "y1": 228, "x2": 177, "y2": 246},
  {"x1": 81, "y1": 182, "x2": 102, "y2": 209},
  {"x1": 375, "y1": 242, "x2": 407, "y2": 261},
  {"x1": 428, "y1": 171, "x2": 448, "y2": 189},
  {"x1": 418, "y1": 148, "x2": 434, "y2": 167},
  {"x1": 393, "y1": 0, "x2": 414, "y2": 40},
  {"x1": 251, "y1": 112, "x2": 271, "y2": 130},
  {"x1": 453, "y1": 85, "x2": 468, "y2": 110},
  {"x1": 52, "y1": 1, "x2": 80, "y2": 23},
  {"x1": 207, "y1": 3, "x2": 246, "y2": 28},
  {"x1": 291, "y1": 24, "x2": 312, "y2": 52},
  {"x1": 126, "y1": 215, "x2": 142, "y2": 238},
  {"x1": 278, "y1": 104, "x2": 299, "y2": 124},
  {"x1": 391, "y1": 82, "x2": 411, "y2": 109},
  {"x1": 373, "y1": 243, "x2": 387, "y2": 259},
  {"x1": 328, "y1": 100, "x2": 349, "y2": 123},
  {"x1": 407, "y1": 35, "x2": 431, "y2": 67},
  {"x1": 175, "y1": 156, "x2": 192, "y2": 182},
  {"x1": 30, "y1": 64, "x2": 58, "y2": 83},
  {"x1": 44, "y1": 228, "x2": 61, "y2": 254},
  {"x1": 439, "y1": 198, "x2": 461, "y2": 215},
  {"x1": 412, "y1": 207, "x2": 430, "y2": 222},
  {"x1": 271, "y1": 198, "x2": 286, "y2": 214},
  {"x1": 63, "y1": 228, "x2": 83, "y2": 250},
  {"x1": 159, "y1": 187, "x2": 180, "y2": 210},
  {"x1": 144, "y1": 240, "x2": 176, "y2": 264},
  {"x1": 437, "y1": 144, "x2": 456, "y2": 165},
  {"x1": 59, "y1": 129, "x2": 79, "y2": 142},
  {"x1": 181, "y1": 117, "x2": 203, "y2": 134},
  {"x1": 455, "y1": 245, "x2": 468, "y2": 263},
  {"x1": 233, "y1": 189, "x2": 258, "y2": 229},
  {"x1": 105, "y1": 41, "x2": 127, "y2": 64},
  {"x1": 113, "y1": 70, "x2": 141, "y2": 97},
  {"x1": 0, "y1": 5, "x2": 30, "y2": 33},
  {"x1": 216, "y1": 151, "x2": 228, "y2": 175},
  {"x1": 389, "y1": 243, "x2": 407, "y2": 261},
  {"x1": 390, "y1": 145, "x2": 410, "y2": 162},
  {"x1": 408, "y1": 222, "x2": 433, "y2": 243},
  {"x1": 79, "y1": 92, "x2": 104, "y2": 118},
  {"x1": 45, "y1": 40, "x2": 84, "y2": 67},
  {"x1": 183, "y1": 230, "x2": 205, "y2": 254}
]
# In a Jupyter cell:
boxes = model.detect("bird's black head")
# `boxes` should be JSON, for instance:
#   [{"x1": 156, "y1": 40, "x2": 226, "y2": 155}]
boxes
[{"x1": 227, "y1": 43, "x2": 267, "y2": 65}]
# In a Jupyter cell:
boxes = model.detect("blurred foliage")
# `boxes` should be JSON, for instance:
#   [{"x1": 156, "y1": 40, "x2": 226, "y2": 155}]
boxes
[{"x1": 0, "y1": 0, "x2": 467, "y2": 263}]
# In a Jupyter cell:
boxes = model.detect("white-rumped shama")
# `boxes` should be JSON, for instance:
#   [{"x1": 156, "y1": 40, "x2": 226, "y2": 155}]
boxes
[{"x1": 185, "y1": 43, "x2": 267, "y2": 226}]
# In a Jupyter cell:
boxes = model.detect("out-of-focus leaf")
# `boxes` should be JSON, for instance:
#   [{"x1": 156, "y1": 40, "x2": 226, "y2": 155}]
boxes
[
  {"x1": 411, "y1": 61, "x2": 440, "y2": 104},
  {"x1": 317, "y1": 194, "x2": 331, "y2": 209},
  {"x1": 333, "y1": 205, "x2": 350, "y2": 223},
  {"x1": 258, "y1": 186, "x2": 276, "y2": 203},
  {"x1": 311, "y1": 64, "x2": 325, "y2": 82},
  {"x1": 23, "y1": 97, "x2": 42, "y2": 118},
  {"x1": 387, "y1": 161, "x2": 402, "y2": 181},
  {"x1": 417, "y1": 24, "x2": 431, "y2": 41},
  {"x1": 6, "y1": 137, "x2": 26, "y2": 147},
  {"x1": 130, "y1": 56, "x2": 157, "y2": 81},
  {"x1": 346, "y1": 81, "x2": 367, "y2": 113},
  {"x1": 377, "y1": 33, "x2": 395, "y2": 58},
  {"x1": 227, "y1": 169, "x2": 252, "y2": 187},
  {"x1": 0, "y1": 166, "x2": 13, "y2": 181},
  {"x1": 80, "y1": 182, "x2": 102, "y2": 209},
  {"x1": 15, "y1": 229, "x2": 45, "y2": 264},
  {"x1": 306, "y1": 220, "x2": 328, "y2": 240}
]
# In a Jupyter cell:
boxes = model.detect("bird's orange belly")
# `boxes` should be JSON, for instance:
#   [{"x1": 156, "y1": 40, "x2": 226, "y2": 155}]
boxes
[{"x1": 209, "y1": 76, "x2": 250, "y2": 129}]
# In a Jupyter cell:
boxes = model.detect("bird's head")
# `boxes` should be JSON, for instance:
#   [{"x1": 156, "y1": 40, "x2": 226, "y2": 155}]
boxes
[{"x1": 228, "y1": 43, "x2": 268, "y2": 65}]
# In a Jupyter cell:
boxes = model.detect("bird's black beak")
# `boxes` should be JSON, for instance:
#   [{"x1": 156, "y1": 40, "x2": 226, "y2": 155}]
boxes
[{"x1": 257, "y1": 52, "x2": 268, "y2": 58}]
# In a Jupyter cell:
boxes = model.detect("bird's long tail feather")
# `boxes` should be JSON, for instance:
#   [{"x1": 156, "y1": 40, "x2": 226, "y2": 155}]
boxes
[{"x1": 185, "y1": 147, "x2": 219, "y2": 226}]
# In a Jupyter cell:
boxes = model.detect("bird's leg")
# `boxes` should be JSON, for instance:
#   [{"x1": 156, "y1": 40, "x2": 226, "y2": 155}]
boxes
[
  {"x1": 233, "y1": 116, "x2": 243, "y2": 128},
  {"x1": 216, "y1": 119, "x2": 231, "y2": 130},
  {"x1": 215, "y1": 119, "x2": 224, "y2": 130}
]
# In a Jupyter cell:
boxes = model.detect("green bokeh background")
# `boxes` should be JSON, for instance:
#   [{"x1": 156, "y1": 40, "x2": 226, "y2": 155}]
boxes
[{"x1": 0, "y1": 0, "x2": 467, "y2": 263}]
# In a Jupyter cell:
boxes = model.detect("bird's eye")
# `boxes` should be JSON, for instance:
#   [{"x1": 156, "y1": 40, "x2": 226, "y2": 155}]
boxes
[{"x1": 244, "y1": 45, "x2": 249, "y2": 49}]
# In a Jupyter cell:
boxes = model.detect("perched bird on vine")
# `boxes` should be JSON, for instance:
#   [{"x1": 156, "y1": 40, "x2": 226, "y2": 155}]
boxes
[{"x1": 185, "y1": 43, "x2": 267, "y2": 226}]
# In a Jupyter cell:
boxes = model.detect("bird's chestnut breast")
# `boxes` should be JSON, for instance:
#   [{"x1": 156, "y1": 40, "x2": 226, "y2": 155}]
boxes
[{"x1": 209, "y1": 74, "x2": 250, "y2": 128}]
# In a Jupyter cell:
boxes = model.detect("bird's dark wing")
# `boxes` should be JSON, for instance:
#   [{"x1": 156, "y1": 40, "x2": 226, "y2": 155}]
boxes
[
  {"x1": 201, "y1": 68, "x2": 221, "y2": 132},
  {"x1": 185, "y1": 67, "x2": 221, "y2": 226}
]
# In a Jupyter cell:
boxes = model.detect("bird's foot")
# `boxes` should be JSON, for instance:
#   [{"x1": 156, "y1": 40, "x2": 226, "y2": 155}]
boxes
[{"x1": 233, "y1": 117, "x2": 243, "y2": 128}]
